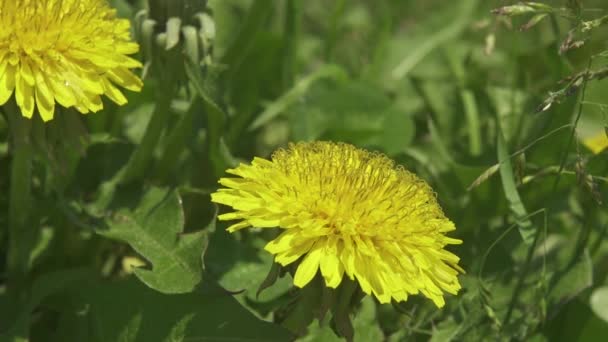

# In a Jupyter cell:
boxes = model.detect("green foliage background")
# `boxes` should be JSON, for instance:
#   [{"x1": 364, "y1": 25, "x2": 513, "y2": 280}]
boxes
[{"x1": 1, "y1": 0, "x2": 608, "y2": 341}]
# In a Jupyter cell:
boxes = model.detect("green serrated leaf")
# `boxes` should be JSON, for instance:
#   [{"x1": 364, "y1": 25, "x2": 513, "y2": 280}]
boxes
[
  {"x1": 257, "y1": 262, "x2": 282, "y2": 299},
  {"x1": 207, "y1": 230, "x2": 291, "y2": 303},
  {"x1": 101, "y1": 187, "x2": 207, "y2": 294},
  {"x1": 351, "y1": 298, "x2": 383, "y2": 342},
  {"x1": 249, "y1": 64, "x2": 348, "y2": 131}
]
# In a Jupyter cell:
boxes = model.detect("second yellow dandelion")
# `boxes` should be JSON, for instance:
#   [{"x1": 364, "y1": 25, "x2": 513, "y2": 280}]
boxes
[{"x1": 211, "y1": 141, "x2": 464, "y2": 307}]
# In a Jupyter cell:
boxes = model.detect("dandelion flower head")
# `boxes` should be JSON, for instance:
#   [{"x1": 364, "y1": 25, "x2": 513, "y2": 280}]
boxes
[
  {"x1": 0, "y1": 0, "x2": 143, "y2": 121},
  {"x1": 211, "y1": 141, "x2": 463, "y2": 307},
  {"x1": 582, "y1": 129, "x2": 608, "y2": 154}
]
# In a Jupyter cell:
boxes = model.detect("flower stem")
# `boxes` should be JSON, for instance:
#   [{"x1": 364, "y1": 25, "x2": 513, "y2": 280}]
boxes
[
  {"x1": 119, "y1": 82, "x2": 175, "y2": 184},
  {"x1": 503, "y1": 226, "x2": 540, "y2": 328},
  {"x1": 155, "y1": 98, "x2": 199, "y2": 181},
  {"x1": 282, "y1": 0, "x2": 299, "y2": 89},
  {"x1": 551, "y1": 58, "x2": 593, "y2": 193},
  {"x1": 5, "y1": 105, "x2": 34, "y2": 290}
]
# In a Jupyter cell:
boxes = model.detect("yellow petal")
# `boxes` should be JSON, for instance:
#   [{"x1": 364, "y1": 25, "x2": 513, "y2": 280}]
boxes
[
  {"x1": 339, "y1": 236, "x2": 357, "y2": 279},
  {"x1": 0, "y1": 58, "x2": 7, "y2": 78},
  {"x1": 351, "y1": 251, "x2": 372, "y2": 295},
  {"x1": 443, "y1": 237, "x2": 463, "y2": 245},
  {"x1": 101, "y1": 78, "x2": 127, "y2": 105},
  {"x1": 84, "y1": 94, "x2": 103, "y2": 112},
  {"x1": 78, "y1": 72, "x2": 105, "y2": 94},
  {"x1": 15, "y1": 73, "x2": 34, "y2": 118},
  {"x1": 582, "y1": 130, "x2": 608, "y2": 154},
  {"x1": 272, "y1": 237, "x2": 315, "y2": 266},
  {"x1": 390, "y1": 290, "x2": 408, "y2": 302},
  {"x1": 107, "y1": 68, "x2": 143, "y2": 92},
  {"x1": 226, "y1": 221, "x2": 250, "y2": 232},
  {"x1": 246, "y1": 215, "x2": 279, "y2": 227},
  {"x1": 33, "y1": 70, "x2": 56, "y2": 121},
  {"x1": 218, "y1": 177, "x2": 248, "y2": 189},
  {"x1": 75, "y1": 103, "x2": 89, "y2": 114},
  {"x1": 70, "y1": 50, "x2": 118, "y2": 68},
  {"x1": 0, "y1": 64, "x2": 16, "y2": 105},
  {"x1": 20, "y1": 60, "x2": 35, "y2": 86},
  {"x1": 293, "y1": 241, "x2": 324, "y2": 287},
  {"x1": 218, "y1": 212, "x2": 241, "y2": 221},
  {"x1": 8, "y1": 53, "x2": 19, "y2": 66},
  {"x1": 35, "y1": 85, "x2": 55, "y2": 122},
  {"x1": 319, "y1": 236, "x2": 344, "y2": 288},
  {"x1": 116, "y1": 42, "x2": 140, "y2": 55},
  {"x1": 210, "y1": 190, "x2": 239, "y2": 206},
  {"x1": 47, "y1": 75, "x2": 77, "y2": 108},
  {"x1": 266, "y1": 230, "x2": 300, "y2": 254}
]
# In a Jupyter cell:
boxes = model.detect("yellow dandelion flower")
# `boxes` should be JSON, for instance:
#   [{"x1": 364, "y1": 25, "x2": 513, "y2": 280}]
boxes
[
  {"x1": 211, "y1": 141, "x2": 464, "y2": 307},
  {"x1": 0, "y1": 0, "x2": 143, "y2": 122},
  {"x1": 582, "y1": 129, "x2": 608, "y2": 155}
]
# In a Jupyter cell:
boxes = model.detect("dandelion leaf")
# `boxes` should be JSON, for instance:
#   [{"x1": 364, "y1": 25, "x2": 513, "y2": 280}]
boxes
[{"x1": 101, "y1": 187, "x2": 208, "y2": 294}]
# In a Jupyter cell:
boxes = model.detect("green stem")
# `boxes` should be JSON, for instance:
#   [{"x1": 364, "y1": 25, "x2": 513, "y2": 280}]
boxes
[
  {"x1": 5, "y1": 106, "x2": 34, "y2": 290},
  {"x1": 461, "y1": 90, "x2": 482, "y2": 156},
  {"x1": 332, "y1": 278, "x2": 357, "y2": 342},
  {"x1": 503, "y1": 226, "x2": 541, "y2": 328},
  {"x1": 282, "y1": 0, "x2": 299, "y2": 89},
  {"x1": 119, "y1": 83, "x2": 175, "y2": 184},
  {"x1": 155, "y1": 98, "x2": 199, "y2": 181},
  {"x1": 551, "y1": 58, "x2": 592, "y2": 193},
  {"x1": 325, "y1": 0, "x2": 345, "y2": 62},
  {"x1": 280, "y1": 277, "x2": 322, "y2": 336}
]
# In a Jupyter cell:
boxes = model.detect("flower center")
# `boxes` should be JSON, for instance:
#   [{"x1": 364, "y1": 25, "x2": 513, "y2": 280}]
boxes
[{"x1": 271, "y1": 142, "x2": 439, "y2": 240}]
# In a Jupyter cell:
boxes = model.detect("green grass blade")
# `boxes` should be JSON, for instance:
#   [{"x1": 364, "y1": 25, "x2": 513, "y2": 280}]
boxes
[
  {"x1": 248, "y1": 64, "x2": 347, "y2": 131},
  {"x1": 497, "y1": 124, "x2": 535, "y2": 244},
  {"x1": 461, "y1": 90, "x2": 482, "y2": 156},
  {"x1": 390, "y1": 0, "x2": 478, "y2": 80}
]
